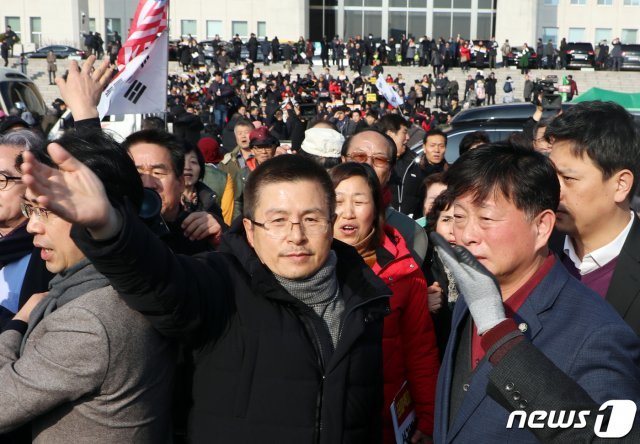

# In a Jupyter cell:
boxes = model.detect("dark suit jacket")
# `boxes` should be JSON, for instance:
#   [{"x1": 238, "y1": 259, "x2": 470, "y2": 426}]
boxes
[
  {"x1": 553, "y1": 214, "x2": 640, "y2": 335},
  {"x1": 433, "y1": 258, "x2": 640, "y2": 443},
  {"x1": 488, "y1": 339, "x2": 640, "y2": 443},
  {"x1": 606, "y1": 214, "x2": 640, "y2": 335}
]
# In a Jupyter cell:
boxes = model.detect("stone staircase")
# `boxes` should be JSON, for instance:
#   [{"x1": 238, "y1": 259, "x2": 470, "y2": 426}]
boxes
[{"x1": 10, "y1": 56, "x2": 640, "y2": 109}]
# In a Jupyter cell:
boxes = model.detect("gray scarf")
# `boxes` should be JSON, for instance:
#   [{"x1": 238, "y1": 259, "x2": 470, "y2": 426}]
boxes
[
  {"x1": 274, "y1": 251, "x2": 344, "y2": 364},
  {"x1": 21, "y1": 258, "x2": 110, "y2": 354}
]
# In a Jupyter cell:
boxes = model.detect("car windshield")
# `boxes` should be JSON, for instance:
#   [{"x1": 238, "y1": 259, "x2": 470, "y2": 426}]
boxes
[{"x1": 0, "y1": 81, "x2": 46, "y2": 116}]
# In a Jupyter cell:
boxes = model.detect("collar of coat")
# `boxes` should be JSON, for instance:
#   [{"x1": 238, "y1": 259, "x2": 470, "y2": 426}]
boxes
[{"x1": 217, "y1": 217, "x2": 391, "y2": 311}]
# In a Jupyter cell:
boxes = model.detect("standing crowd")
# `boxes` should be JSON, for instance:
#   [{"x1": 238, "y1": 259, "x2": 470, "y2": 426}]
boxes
[{"x1": 0, "y1": 44, "x2": 638, "y2": 444}]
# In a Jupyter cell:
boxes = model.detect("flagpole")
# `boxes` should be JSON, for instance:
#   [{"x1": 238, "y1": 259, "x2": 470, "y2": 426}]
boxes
[{"x1": 164, "y1": 0, "x2": 170, "y2": 130}]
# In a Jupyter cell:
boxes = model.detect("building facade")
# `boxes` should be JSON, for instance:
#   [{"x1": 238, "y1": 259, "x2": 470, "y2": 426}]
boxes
[{"x1": 2, "y1": 0, "x2": 639, "y2": 51}]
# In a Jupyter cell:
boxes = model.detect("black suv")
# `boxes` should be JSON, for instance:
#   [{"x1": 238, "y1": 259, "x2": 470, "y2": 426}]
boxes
[
  {"x1": 564, "y1": 42, "x2": 595, "y2": 68},
  {"x1": 621, "y1": 44, "x2": 640, "y2": 71}
]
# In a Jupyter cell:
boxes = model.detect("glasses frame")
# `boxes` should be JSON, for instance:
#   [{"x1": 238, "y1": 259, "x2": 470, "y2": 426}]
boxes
[
  {"x1": 0, "y1": 172, "x2": 22, "y2": 191},
  {"x1": 346, "y1": 152, "x2": 391, "y2": 168},
  {"x1": 20, "y1": 201, "x2": 52, "y2": 222},
  {"x1": 249, "y1": 217, "x2": 331, "y2": 240}
]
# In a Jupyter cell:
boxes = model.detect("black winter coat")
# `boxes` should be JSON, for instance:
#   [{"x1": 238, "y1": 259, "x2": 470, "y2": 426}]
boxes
[{"x1": 71, "y1": 203, "x2": 390, "y2": 444}]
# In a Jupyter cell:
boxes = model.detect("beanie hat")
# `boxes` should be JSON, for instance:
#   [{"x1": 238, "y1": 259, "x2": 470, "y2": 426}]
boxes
[{"x1": 197, "y1": 137, "x2": 223, "y2": 164}]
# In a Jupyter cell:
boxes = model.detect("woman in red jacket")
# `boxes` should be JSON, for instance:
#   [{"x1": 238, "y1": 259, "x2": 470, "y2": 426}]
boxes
[{"x1": 329, "y1": 162, "x2": 440, "y2": 444}]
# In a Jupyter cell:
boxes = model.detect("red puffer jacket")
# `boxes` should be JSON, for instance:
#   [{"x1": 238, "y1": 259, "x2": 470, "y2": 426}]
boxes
[{"x1": 372, "y1": 225, "x2": 440, "y2": 442}]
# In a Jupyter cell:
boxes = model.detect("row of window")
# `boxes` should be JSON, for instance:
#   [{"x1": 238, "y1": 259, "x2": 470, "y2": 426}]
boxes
[
  {"x1": 545, "y1": 0, "x2": 640, "y2": 5},
  {"x1": 4, "y1": 16, "x2": 123, "y2": 45},
  {"x1": 180, "y1": 20, "x2": 267, "y2": 40},
  {"x1": 541, "y1": 26, "x2": 638, "y2": 44},
  {"x1": 312, "y1": 0, "x2": 494, "y2": 6}
]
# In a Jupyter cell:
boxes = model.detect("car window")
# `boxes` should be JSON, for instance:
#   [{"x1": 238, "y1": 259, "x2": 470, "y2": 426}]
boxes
[
  {"x1": 568, "y1": 43, "x2": 593, "y2": 51},
  {"x1": 0, "y1": 81, "x2": 46, "y2": 116},
  {"x1": 445, "y1": 128, "x2": 522, "y2": 163}
]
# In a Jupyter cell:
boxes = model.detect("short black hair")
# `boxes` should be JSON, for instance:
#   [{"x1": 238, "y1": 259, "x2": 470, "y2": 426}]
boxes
[
  {"x1": 123, "y1": 129, "x2": 185, "y2": 178},
  {"x1": 545, "y1": 101, "x2": 640, "y2": 192},
  {"x1": 30, "y1": 129, "x2": 143, "y2": 210},
  {"x1": 374, "y1": 113, "x2": 409, "y2": 134},
  {"x1": 423, "y1": 128, "x2": 448, "y2": 146},
  {"x1": 459, "y1": 131, "x2": 490, "y2": 156},
  {"x1": 243, "y1": 155, "x2": 336, "y2": 221},
  {"x1": 446, "y1": 142, "x2": 559, "y2": 219},
  {"x1": 341, "y1": 128, "x2": 398, "y2": 167},
  {"x1": 328, "y1": 162, "x2": 385, "y2": 247}
]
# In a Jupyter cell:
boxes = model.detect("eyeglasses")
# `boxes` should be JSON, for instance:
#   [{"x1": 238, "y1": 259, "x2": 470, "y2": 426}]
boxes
[
  {"x1": 20, "y1": 201, "x2": 52, "y2": 221},
  {"x1": 250, "y1": 216, "x2": 331, "y2": 240},
  {"x1": 346, "y1": 152, "x2": 391, "y2": 168},
  {"x1": 0, "y1": 172, "x2": 22, "y2": 191}
]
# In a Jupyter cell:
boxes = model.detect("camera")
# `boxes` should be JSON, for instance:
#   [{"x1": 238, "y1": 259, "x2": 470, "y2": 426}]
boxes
[{"x1": 533, "y1": 75, "x2": 562, "y2": 111}]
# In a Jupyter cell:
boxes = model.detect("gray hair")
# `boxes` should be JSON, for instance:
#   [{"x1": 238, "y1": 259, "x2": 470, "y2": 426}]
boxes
[{"x1": 0, "y1": 128, "x2": 45, "y2": 151}]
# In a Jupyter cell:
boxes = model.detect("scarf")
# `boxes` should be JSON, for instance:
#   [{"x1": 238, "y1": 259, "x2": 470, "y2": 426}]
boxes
[
  {"x1": 21, "y1": 258, "x2": 110, "y2": 354},
  {"x1": 353, "y1": 228, "x2": 378, "y2": 268},
  {"x1": 274, "y1": 251, "x2": 343, "y2": 365},
  {"x1": 0, "y1": 223, "x2": 33, "y2": 269}
]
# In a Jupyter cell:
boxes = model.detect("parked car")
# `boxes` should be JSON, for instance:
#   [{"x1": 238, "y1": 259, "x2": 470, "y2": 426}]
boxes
[
  {"x1": 621, "y1": 44, "x2": 640, "y2": 71},
  {"x1": 0, "y1": 68, "x2": 47, "y2": 129},
  {"x1": 564, "y1": 42, "x2": 595, "y2": 68},
  {"x1": 23, "y1": 45, "x2": 86, "y2": 59},
  {"x1": 504, "y1": 46, "x2": 538, "y2": 69}
]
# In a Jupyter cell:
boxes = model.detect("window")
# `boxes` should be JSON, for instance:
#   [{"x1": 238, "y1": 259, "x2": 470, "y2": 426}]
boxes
[
  {"x1": 542, "y1": 27, "x2": 558, "y2": 45},
  {"x1": 408, "y1": 12, "x2": 426, "y2": 38},
  {"x1": 344, "y1": 10, "x2": 363, "y2": 38},
  {"x1": 454, "y1": 0, "x2": 472, "y2": 9},
  {"x1": 389, "y1": 11, "x2": 407, "y2": 37},
  {"x1": 476, "y1": 13, "x2": 492, "y2": 39},
  {"x1": 432, "y1": 12, "x2": 451, "y2": 40},
  {"x1": 568, "y1": 28, "x2": 585, "y2": 42},
  {"x1": 595, "y1": 28, "x2": 612, "y2": 43},
  {"x1": 624, "y1": 0, "x2": 640, "y2": 5},
  {"x1": 389, "y1": 0, "x2": 407, "y2": 6},
  {"x1": 5, "y1": 17, "x2": 21, "y2": 39},
  {"x1": 452, "y1": 12, "x2": 471, "y2": 39},
  {"x1": 478, "y1": 0, "x2": 494, "y2": 8},
  {"x1": 232, "y1": 21, "x2": 248, "y2": 38},
  {"x1": 543, "y1": 0, "x2": 559, "y2": 5},
  {"x1": 89, "y1": 18, "x2": 96, "y2": 33},
  {"x1": 181, "y1": 20, "x2": 197, "y2": 37},
  {"x1": 30, "y1": 17, "x2": 41, "y2": 46},
  {"x1": 434, "y1": 0, "x2": 452, "y2": 8},
  {"x1": 206, "y1": 20, "x2": 222, "y2": 39},
  {"x1": 597, "y1": 0, "x2": 613, "y2": 5},
  {"x1": 345, "y1": 0, "x2": 364, "y2": 6},
  {"x1": 570, "y1": 0, "x2": 586, "y2": 4},
  {"x1": 622, "y1": 29, "x2": 638, "y2": 43},
  {"x1": 105, "y1": 18, "x2": 122, "y2": 41},
  {"x1": 257, "y1": 22, "x2": 267, "y2": 38},
  {"x1": 364, "y1": 11, "x2": 382, "y2": 37}
]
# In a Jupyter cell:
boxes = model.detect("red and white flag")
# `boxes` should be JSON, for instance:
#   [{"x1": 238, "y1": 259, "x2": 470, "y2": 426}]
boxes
[{"x1": 98, "y1": 0, "x2": 169, "y2": 118}]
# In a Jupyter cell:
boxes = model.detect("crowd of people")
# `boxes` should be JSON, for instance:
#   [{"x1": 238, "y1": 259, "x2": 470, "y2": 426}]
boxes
[{"x1": 0, "y1": 48, "x2": 639, "y2": 444}]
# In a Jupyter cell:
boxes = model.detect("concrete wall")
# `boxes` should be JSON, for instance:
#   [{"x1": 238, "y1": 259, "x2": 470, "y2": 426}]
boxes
[
  {"x1": 1, "y1": 0, "x2": 89, "y2": 49},
  {"x1": 495, "y1": 0, "x2": 538, "y2": 48},
  {"x1": 166, "y1": 0, "x2": 306, "y2": 42}
]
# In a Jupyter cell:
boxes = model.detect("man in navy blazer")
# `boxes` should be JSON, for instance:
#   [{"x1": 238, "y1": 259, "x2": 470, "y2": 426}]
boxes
[
  {"x1": 434, "y1": 143, "x2": 640, "y2": 443},
  {"x1": 546, "y1": 101, "x2": 640, "y2": 335}
]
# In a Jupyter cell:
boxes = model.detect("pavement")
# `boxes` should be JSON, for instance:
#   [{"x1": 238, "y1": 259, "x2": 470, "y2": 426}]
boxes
[{"x1": 7, "y1": 56, "x2": 640, "y2": 111}]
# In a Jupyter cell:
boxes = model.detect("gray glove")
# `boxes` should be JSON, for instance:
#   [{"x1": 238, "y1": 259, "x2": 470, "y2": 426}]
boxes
[{"x1": 430, "y1": 232, "x2": 506, "y2": 335}]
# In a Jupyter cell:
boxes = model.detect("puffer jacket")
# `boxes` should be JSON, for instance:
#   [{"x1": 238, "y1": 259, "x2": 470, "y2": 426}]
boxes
[
  {"x1": 372, "y1": 225, "x2": 440, "y2": 442},
  {"x1": 72, "y1": 204, "x2": 391, "y2": 444}
]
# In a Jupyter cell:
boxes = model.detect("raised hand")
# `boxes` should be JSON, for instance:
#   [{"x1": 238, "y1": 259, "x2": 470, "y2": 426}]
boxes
[
  {"x1": 21, "y1": 144, "x2": 120, "y2": 239},
  {"x1": 429, "y1": 232, "x2": 506, "y2": 335},
  {"x1": 55, "y1": 55, "x2": 114, "y2": 120}
]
